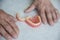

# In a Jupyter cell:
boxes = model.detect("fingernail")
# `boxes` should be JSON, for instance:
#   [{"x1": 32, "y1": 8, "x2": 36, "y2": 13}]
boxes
[
  {"x1": 12, "y1": 33, "x2": 18, "y2": 39},
  {"x1": 43, "y1": 21, "x2": 47, "y2": 24},
  {"x1": 50, "y1": 22, "x2": 54, "y2": 26},
  {"x1": 7, "y1": 36, "x2": 12, "y2": 40},
  {"x1": 54, "y1": 20, "x2": 57, "y2": 23},
  {"x1": 8, "y1": 39, "x2": 12, "y2": 40},
  {"x1": 24, "y1": 11, "x2": 28, "y2": 13},
  {"x1": 24, "y1": 10, "x2": 27, "y2": 13},
  {"x1": 14, "y1": 34, "x2": 18, "y2": 39},
  {"x1": 44, "y1": 22, "x2": 47, "y2": 24}
]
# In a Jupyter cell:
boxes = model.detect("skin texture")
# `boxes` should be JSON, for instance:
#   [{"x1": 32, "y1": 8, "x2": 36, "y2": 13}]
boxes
[
  {"x1": 0, "y1": 9, "x2": 19, "y2": 40},
  {"x1": 25, "y1": 0, "x2": 60, "y2": 25}
]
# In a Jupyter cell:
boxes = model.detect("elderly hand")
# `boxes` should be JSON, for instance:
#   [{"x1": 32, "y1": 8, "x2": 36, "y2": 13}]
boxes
[
  {"x1": 25, "y1": 0, "x2": 60, "y2": 25},
  {"x1": 0, "y1": 9, "x2": 19, "y2": 40}
]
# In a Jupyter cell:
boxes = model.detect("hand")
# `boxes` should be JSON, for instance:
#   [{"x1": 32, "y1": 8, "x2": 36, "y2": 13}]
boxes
[
  {"x1": 0, "y1": 9, "x2": 19, "y2": 40},
  {"x1": 25, "y1": 0, "x2": 60, "y2": 25}
]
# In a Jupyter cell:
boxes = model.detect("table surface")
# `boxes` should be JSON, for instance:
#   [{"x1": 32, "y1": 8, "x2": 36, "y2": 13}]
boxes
[{"x1": 0, "y1": 0, "x2": 60, "y2": 40}]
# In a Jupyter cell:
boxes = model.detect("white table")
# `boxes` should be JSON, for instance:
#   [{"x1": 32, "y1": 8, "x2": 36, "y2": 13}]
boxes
[{"x1": 0, "y1": 0, "x2": 60, "y2": 40}]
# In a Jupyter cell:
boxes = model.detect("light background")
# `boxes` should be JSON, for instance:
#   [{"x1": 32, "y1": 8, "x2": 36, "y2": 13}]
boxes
[{"x1": 0, "y1": 0, "x2": 60, "y2": 40}]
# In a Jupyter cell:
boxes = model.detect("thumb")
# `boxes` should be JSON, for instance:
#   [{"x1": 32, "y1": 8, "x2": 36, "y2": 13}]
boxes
[{"x1": 24, "y1": 3, "x2": 36, "y2": 13}]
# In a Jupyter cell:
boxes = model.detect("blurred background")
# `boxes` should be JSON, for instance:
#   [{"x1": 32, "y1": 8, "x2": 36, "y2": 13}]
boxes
[{"x1": 0, "y1": 0, "x2": 60, "y2": 40}]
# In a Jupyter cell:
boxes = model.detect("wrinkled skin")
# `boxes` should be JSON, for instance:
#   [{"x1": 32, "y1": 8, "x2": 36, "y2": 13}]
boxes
[
  {"x1": 25, "y1": 0, "x2": 60, "y2": 25},
  {"x1": 0, "y1": 9, "x2": 19, "y2": 40}
]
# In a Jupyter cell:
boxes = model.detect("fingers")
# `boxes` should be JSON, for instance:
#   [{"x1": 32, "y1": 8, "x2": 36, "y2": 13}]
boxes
[
  {"x1": 0, "y1": 9, "x2": 17, "y2": 22},
  {"x1": 25, "y1": 3, "x2": 36, "y2": 13},
  {"x1": 55, "y1": 9, "x2": 60, "y2": 20},
  {"x1": 0, "y1": 9, "x2": 19, "y2": 38},
  {"x1": 0, "y1": 20, "x2": 17, "y2": 38},
  {"x1": 45, "y1": 9, "x2": 54, "y2": 25},
  {"x1": 38, "y1": 9, "x2": 47, "y2": 24},
  {"x1": 51, "y1": 8, "x2": 60, "y2": 23},
  {"x1": 51, "y1": 9, "x2": 57, "y2": 22},
  {"x1": 6, "y1": 14, "x2": 17, "y2": 22},
  {"x1": 0, "y1": 25, "x2": 12, "y2": 40},
  {"x1": 5, "y1": 16, "x2": 19, "y2": 36}
]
